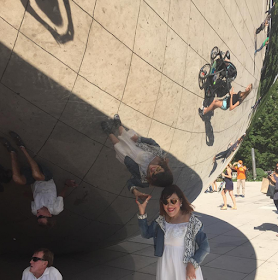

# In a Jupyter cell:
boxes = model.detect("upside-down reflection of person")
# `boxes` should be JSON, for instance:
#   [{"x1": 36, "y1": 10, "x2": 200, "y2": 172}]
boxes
[
  {"x1": 199, "y1": 84, "x2": 253, "y2": 117},
  {"x1": 136, "y1": 185, "x2": 210, "y2": 280},
  {"x1": 209, "y1": 134, "x2": 246, "y2": 177},
  {"x1": 101, "y1": 115, "x2": 173, "y2": 201},
  {"x1": 0, "y1": 131, "x2": 77, "y2": 227}
]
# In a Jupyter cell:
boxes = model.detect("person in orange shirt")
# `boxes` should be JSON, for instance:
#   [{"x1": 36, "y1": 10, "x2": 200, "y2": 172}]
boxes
[{"x1": 233, "y1": 160, "x2": 247, "y2": 197}]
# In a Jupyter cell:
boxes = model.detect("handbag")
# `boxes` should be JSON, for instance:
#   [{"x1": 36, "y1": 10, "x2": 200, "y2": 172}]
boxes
[
  {"x1": 218, "y1": 181, "x2": 226, "y2": 192},
  {"x1": 266, "y1": 184, "x2": 275, "y2": 199}
]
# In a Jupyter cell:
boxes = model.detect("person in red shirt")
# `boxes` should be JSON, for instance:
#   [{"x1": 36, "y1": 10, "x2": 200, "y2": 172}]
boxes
[{"x1": 233, "y1": 160, "x2": 247, "y2": 197}]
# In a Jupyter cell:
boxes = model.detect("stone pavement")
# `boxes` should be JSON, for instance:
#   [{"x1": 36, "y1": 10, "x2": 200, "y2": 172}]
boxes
[{"x1": 50, "y1": 182, "x2": 277, "y2": 279}]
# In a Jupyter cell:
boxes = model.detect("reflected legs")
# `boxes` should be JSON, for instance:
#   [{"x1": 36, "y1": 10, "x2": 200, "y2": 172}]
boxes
[
  {"x1": 203, "y1": 99, "x2": 223, "y2": 115},
  {"x1": 21, "y1": 147, "x2": 45, "y2": 181},
  {"x1": 10, "y1": 152, "x2": 26, "y2": 185}
]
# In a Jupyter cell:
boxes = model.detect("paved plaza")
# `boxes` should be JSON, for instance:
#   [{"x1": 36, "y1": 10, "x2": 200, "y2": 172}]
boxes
[{"x1": 4, "y1": 182, "x2": 274, "y2": 280}]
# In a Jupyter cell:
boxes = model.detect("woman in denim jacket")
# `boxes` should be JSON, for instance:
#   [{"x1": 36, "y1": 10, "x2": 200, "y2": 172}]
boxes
[
  {"x1": 137, "y1": 185, "x2": 210, "y2": 280},
  {"x1": 101, "y1": 115, "x2": 173, "y2": 199}
]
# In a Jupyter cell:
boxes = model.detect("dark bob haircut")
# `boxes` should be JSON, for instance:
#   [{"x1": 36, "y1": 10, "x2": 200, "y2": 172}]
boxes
[{"x1": 159, "y1": 185, "x2": 194, "y2": 216}]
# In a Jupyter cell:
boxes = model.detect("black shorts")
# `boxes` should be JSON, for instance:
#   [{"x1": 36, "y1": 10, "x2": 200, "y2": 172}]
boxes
[{"x1": 21, "y1": 164, "x2": 53, "y2": 185}]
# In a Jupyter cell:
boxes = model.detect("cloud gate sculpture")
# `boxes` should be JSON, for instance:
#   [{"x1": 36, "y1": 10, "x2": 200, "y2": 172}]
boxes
[{"x1": 0, "y1": 0, "x2": 264, "y2": 255}]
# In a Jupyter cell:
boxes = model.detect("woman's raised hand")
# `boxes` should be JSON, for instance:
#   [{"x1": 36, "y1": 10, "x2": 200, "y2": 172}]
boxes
[{"x1": 136, "y1": 194, "x2": 152, "y2": 215}]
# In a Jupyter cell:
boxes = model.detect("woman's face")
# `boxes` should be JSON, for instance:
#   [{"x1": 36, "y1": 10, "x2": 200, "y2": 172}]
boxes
[
  {"x1": 148, "y1": 164, "x2": 164, "y2": 177},
  {"x1": 162, "y1": 193, "x2": 182, "y2": 218}
]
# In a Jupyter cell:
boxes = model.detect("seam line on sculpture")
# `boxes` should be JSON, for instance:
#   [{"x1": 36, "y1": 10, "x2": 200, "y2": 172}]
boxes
[
  {"x1": 219, "y1": 0, "x2": 260, "y2": 74},
  {"x1": 119, "y1": 0, "x2": 142, "y2": 106},
  {"x1": 0, "y1": 0, "x2": 29, "y2": 82}
]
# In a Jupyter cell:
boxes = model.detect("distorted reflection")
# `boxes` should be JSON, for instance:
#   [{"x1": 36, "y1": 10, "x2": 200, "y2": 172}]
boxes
[
  {"x1": 0, "y1": 131, "x2": 77, "y2": 227},
  {"x1": 101, "y1": 114, "x2": 173, "y2": 200},
  {"x1": 209, "y1": 134, "x2": 246, "y2": 177},
  {"x1": 20, "y1": 0, "x2": 74, "y2": 44}
]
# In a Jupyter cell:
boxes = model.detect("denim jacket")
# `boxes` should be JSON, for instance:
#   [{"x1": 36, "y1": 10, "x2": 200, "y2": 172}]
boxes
[
  {"x1": 138, "y1": 213, "x2": 210, "y2": 268},
  {"x1": 124, "y1": 137, "x2": 160, "y2": 192}
]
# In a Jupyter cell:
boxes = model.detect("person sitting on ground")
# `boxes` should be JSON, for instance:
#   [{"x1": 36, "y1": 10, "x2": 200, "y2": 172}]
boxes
[
  {"x1": 255, "y1": 37, "x2": 269, "y2": 55},
  {"x1": 0, "y1": 131, "x2": 77, "y2": 227},
  {"x1": 22, "y1": 248, "x2": 62, "y2": 280},
  {"x1": 220, "y1": 164, "x2": 237, "y2": 210},
  {"x1": 199, "y1": 84, "x2": 253, "y2": 117},
  {"x1": 101, "y1": 115, "x2": 173, "y2": 200}
]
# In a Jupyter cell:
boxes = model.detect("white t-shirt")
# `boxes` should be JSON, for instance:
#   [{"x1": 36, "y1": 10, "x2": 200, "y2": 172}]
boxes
[
  {"x1": 22, "y1": 267, "x2": 62, "y2": 280},
  {"x1": 31, "y1": 179, "x2": 63, "y2": 215}
]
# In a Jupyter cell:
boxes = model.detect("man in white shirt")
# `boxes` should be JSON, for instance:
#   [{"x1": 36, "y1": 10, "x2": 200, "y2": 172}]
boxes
[
  {"x1": 22, "y1": 248, "x2": 62, "y2": 280},
  {"x1": 0, "y1": 131, "x2": 77, "y2": 227}
]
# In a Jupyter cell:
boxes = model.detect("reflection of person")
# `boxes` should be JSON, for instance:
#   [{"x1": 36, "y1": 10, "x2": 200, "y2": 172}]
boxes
[
  {"x1": 19, "y1": 0, "x2": 74, "y2": 44},
  {"x1": 255, "y1": 37, "x2": 269, "y2": 55},
  {"x1": 22, "y1": 248, "x2": 62, "y2": 280},
  {"x1": 265, "y1": 2, "x2": 276, "y2": 16},
  {"x1": 233, "y1": 160, "x2": 247, "y2": 198},
  {"x1": 199, "y1": 84, "x2": 252, "y2": 116},
  {"x1": 0, "y1": 132, "x2": 77, "y2": 227},
  {"x1": 101, "y1": 115, "x2": 173, "y2": 200},
  {"x1": 255, "y1": 20, "x2": 269, "y2": 35},
  {"x1": 255, "y1": 2, "x2": 275, "y2": 34},
  {"x1": 136, "y1": 185, "x2": 209, "y2": 280},
  {"x1": 220, "y1": 164, "x2": 237, "y2": 210},
  {"x1": 268, "y1": 163, "x2": 278, "y2": 237},
  {"x1": 212, "y1": 134, "x2": 246, "y2": 163}
]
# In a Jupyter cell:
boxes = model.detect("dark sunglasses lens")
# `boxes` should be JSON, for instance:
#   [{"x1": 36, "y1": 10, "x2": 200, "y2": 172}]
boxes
[
  {"x1": 170, "y1": 199, "x2": 178, "y2": 205},
  {"x1": 31, "y1": 257, "x2": 39, "y2": 262}
]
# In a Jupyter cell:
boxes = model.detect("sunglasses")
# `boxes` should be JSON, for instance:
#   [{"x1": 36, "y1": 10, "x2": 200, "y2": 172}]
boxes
[
  {"x1": 161, "y1": 198, "x2": 179, "y2": 206},
  {"x1": 151, "y1": 166, "x2": 164, "y2": 178},
  {"x1": 37, "y1": 215, "x2": 51, "y2": 220},
  {"x1": 31, "y1": 257, "x2": 46, "y2": 262}
]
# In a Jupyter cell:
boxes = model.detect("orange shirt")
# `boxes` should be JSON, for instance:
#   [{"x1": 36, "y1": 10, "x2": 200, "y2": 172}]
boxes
[{"x1": 234, "y1": 165, "x2": 246, "y2": 179}]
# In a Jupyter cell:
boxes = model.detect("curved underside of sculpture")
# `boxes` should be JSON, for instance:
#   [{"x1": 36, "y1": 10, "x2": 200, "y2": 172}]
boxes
[{"x1": 0, "y1": 0, "x2": 266, "y2": 254}]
